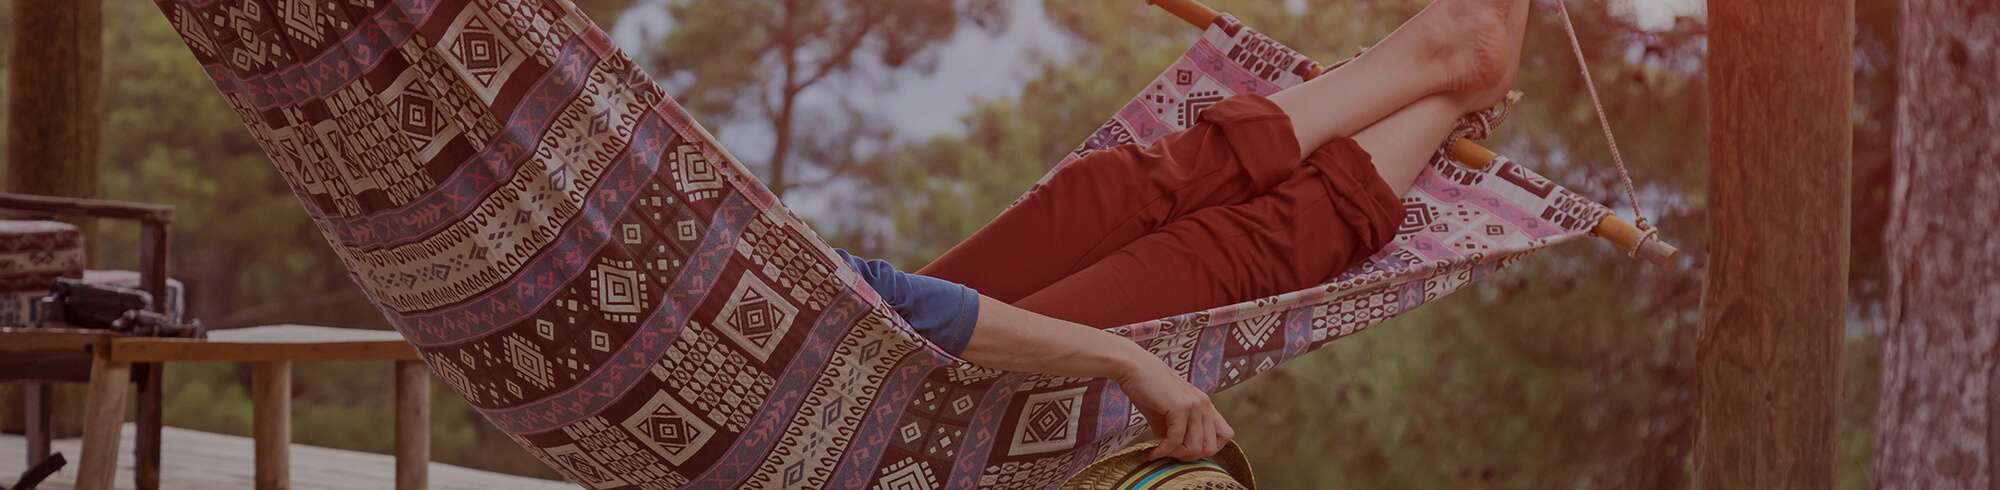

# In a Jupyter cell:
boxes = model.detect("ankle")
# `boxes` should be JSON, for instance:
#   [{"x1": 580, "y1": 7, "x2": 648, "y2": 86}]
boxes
[{"x1": 1425, "y1": 0, "x2": 1510, "y2": 95}]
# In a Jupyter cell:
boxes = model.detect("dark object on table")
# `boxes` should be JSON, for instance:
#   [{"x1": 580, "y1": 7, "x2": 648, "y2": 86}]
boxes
[{"x1": 39, "y1": 278, "x2": 203, "y2": 339}]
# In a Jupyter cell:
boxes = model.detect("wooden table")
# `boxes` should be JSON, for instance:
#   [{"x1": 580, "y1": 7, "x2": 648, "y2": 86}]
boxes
[{"x1": 3, "y1": 325, "x2": 429, "y2": 490}]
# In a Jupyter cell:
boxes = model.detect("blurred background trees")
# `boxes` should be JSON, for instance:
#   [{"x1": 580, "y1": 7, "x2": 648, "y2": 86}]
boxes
[
  {"x1": 0, "y1": 0, "x2": 1900, "y2": 487},
  {"x1": 645, "y1": 0, "x2": 1007, "y2": 196},
  {"x1": 1871, "y1": 0, "x2": 1997, "y2": 487}
]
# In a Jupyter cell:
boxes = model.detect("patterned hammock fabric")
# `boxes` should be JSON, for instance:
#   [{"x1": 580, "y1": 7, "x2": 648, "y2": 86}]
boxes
[{"x1": 152, "y1": 0, "x2": 1611, "y2": 488}]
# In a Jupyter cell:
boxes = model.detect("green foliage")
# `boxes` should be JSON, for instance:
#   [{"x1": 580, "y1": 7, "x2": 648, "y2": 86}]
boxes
[
  {"x1": 162, "y1": 362, "x2": 254, "y2": 437},
  {"x1": 572, "y1": 0, "x2": 636, "y2": 27},
  {"x1": 1219, "y1": 253, "x2": 1701, "y2": 488},
  {"x1": 1840, "y1": 334, "x2": 1882, "y2": 490}
]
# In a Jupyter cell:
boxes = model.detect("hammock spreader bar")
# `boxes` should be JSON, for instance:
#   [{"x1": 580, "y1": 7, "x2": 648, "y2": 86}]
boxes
[
  {"x1": 1148, "y1": 0, "x2": 1679, "y2": 268},
  {"x1": 152, "y1": 0, "x2": 1640, "y2": 487}
]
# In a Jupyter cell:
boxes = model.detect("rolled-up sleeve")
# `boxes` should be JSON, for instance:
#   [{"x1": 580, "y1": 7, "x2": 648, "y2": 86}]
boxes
[{"x1": 836, "y1": 249, "x2": 980, "y2": 355}]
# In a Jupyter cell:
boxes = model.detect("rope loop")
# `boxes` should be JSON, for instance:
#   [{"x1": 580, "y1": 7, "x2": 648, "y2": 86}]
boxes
[{"x1": 1627, "y1": 217, "x2": 1660, "y2": 258}]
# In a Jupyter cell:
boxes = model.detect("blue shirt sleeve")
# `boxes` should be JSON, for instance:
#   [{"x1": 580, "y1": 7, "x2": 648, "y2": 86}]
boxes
[{"x1": 834, "y1": 249, "x2": 980, "y2": 356}]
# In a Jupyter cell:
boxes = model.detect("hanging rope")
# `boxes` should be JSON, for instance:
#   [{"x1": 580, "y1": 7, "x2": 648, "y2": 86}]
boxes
[{"x1": 1553, "y1": 0, "x2": 1658, "y2": 258}]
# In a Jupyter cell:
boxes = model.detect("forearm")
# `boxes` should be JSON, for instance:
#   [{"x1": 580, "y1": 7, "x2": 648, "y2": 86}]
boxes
[
  {"x1": 956, "y1": 294, "x2": 1153, "y2": 382},
  {"x1": 959, "y1": 295, "x2": 1231, "y2": 461}
]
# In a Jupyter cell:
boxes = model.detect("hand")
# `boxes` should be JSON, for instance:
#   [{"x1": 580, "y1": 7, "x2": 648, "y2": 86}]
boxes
[
  {"x1": 953, "y1": 296, "x2": 1235, "y2": 461},
  {"x1": 1111, "y1": 348, "x2": 1235, "y2": 462}
]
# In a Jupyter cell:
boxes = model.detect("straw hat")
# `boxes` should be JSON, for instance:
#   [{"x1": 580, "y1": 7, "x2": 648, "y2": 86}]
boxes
[{"x1": 1061, "y1": 439, "x2": 1256, "y2": 490}]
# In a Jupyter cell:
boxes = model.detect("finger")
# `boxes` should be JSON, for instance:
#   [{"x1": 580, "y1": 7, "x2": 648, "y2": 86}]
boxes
[
  {"x1": 1191, "y1": 414, "x2": 1217, "y2": 461},
  {"x1": 1176, "y1": 415, "x2": 1207, "y2": 462},
  {"x1": 1150, "y1": 412, "x2": 1187, "y2": 460}
]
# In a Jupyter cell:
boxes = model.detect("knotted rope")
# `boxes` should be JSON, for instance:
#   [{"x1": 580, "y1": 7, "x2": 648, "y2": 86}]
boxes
[
  {"x1": 1553, "y1": 0, "x2": 1658, "y2": 258},
  {"x1": 1439, "y1": 90, "x2": 1522, "y2": 164}
]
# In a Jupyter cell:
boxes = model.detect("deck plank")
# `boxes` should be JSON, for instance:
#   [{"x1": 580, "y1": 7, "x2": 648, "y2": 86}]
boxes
[{"x1": 0, "y1": 425, "x2": 576, "y2": 490}]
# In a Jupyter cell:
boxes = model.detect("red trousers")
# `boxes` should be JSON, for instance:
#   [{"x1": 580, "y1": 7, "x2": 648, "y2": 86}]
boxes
[{"x1": 917, "y1": 94, "x2": 1403, "y2": 328}]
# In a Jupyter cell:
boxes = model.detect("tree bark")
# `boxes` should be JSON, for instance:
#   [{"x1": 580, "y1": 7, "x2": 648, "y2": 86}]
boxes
[
  {"x1": 5, "y1": 0, "x2": 103, "y2": 258},
  {"x1": 1697, "y1": 0, "x2": 1851, "y2": 488},
  {"x1": 1874, "y1": 1, "x2": 2000, "y2": 488}
]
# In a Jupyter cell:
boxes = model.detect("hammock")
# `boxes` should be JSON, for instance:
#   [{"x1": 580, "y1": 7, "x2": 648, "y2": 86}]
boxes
[{"x1": 152, "y1": 0, "x2": 1642, "y2": 487}]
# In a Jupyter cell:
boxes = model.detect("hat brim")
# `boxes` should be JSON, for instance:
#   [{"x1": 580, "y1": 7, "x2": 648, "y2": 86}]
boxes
[{"x1": 1062, "y1": 439, "x2": 1256, "y2": 490}]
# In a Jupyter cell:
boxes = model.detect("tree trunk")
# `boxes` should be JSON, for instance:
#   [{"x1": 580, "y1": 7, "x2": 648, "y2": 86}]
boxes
[
  {"x1": 5, "y1": 0, "x2": 103, "y2": 259},
  {"x1": 1697, "y1": 0, "x2": 1851, "y2": 488},
  {"x1": 1874, "y1": 1, "x2": 2000, "y2": 488}
]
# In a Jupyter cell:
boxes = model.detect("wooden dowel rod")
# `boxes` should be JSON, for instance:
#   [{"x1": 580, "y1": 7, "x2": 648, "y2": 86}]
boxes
[
  {"x1": 1448, "y1": 139, "x2": 1501, "y2": 168},
  {"x1": 1594, "y1": 214, "x2": 1678, "y2": 268},
  {"x1": 1147, "y1": 0, "x2": 1221, "y2": 28},
  {"x1": 1151, "y1": 0, "x2": 1675, "y2": 267}
]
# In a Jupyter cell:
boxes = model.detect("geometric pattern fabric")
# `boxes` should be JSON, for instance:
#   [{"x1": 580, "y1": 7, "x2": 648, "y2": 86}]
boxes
[
  {"x1": 151, "y1": 0, "x2": 1611, "y2": 487},
  {"x1": 0, "y1": 220, "x2": 87, "y2": 326},
  {"x1": 0, "y1": 220, "x2": 86, "y2": 293}
]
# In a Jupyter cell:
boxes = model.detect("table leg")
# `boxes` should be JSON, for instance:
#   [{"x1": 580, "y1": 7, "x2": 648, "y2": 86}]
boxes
[
  {"x1": 25, "y1": 381, "x2": 51, "y2": 468},
  {"x1": 253, "y1": 361, "x2": 291, "y2": 490},
  {"x1": 76, "y1": 355, "x2": 131, "y2": 490},
  {"x1": 394, "y1": 360, "x2": 430, "y2": 490},
  {"x1": 136, "y1": 362, "x2": 164, "y2": 490}
]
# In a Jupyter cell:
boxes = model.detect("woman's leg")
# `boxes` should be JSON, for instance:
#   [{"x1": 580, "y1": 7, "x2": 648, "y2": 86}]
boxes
[
  {"x1": 920, "y1": 0, "x2": 1517, "y2": 300},
  {"x1": 922, "y1": 0, "x2": 1527, "y2": 302},
  {"x1": 916, "y1": 95, "x2": 1304, "y2": 303},
  {"x1": 1009, "y1": 94, "x2": 1473, "y2": 328},
  {"x1": 1264, "y1": 0, "x2": 1522, "y2": 160},
  {"x1": 1356, "y1": 95, "x2": 1470, "y2": 195},
  {"x1": 1364, "y1": 0, "x2": 1528, "y2": 195}
]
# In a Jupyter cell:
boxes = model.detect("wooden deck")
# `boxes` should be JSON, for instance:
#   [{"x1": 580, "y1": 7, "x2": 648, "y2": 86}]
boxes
[{"x1": 0, "y1": 424, "x2": 576, "y2": 490}]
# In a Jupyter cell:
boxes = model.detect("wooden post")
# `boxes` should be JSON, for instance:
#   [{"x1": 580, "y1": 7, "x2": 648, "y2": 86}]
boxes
[
  {"x1": 75, "y1": 350, "x2": 130, "y2": 490},
  {"x1": 395, "y1": 360, "x2": 431, "y2": 490},
  {"x1": 4, "y1": 0, "x2": 104, "y2": 254},
  {"x1": 24, "y1": 381, "x2": 51, "y2": 467},
  {"x1": 136, "y1": 217, "x2": 172, "y2": 490},
  {"x1": 1697, "y1": 0, "x2": 1851, "y2": 488},
  {"x1": 135, "y1": 363, "x2": 165, "y2": 490},
  {"x1": 253, "y1": 361, "x2": 292, "y2": 490}
]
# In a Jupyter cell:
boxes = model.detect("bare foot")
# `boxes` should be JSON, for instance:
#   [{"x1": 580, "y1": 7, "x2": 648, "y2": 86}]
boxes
[
  {"x1": 1414, "y1": 0, "x2": 1517, "y2": 96},
  {"x1": 1454, "y1": 0, "x2": 1530, "y2": 112}
]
